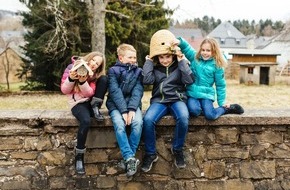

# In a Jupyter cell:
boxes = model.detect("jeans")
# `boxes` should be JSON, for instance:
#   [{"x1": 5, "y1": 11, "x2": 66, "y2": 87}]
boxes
[
  {"x1": 187, "y1": 98, "x2": 226, "y2": 120},
  {"x1": 71, "y1": 101, "x2": 93, "y2": 149},
  {"x1": 143, "y1": 101, "x2": 189, "y2": 155},
  {"x1": 110, "y1": 108, "x2": 143, "y2": 161}
]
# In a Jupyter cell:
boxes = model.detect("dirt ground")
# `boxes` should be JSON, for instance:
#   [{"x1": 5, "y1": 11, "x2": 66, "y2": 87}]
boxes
[{"x1": 0, "y1": 77, "x2": 289, "y2": 110}]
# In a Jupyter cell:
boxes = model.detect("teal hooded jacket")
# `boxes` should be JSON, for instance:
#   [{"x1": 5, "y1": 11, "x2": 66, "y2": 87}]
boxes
[{"x1": 178, "y1": 37, "x2": 226, "y2": 106}]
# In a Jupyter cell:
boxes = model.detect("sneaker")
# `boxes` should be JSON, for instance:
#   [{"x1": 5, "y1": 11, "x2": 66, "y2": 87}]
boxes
[
  {"x1": 141, "y1": 154, "x2": 158, "y2": 172},
  {"x1": 225, "y1": 104, "x2": 244, "y2": 114},
  {"x1": 171, "y1": 148, "x2": 186, "y2": 169},
  {"x1": 125, "y1": 158, "x2": 140, "y2": 177},
  {"x1": 117, "y1": 159, "x2": 126, "y2": 170}
]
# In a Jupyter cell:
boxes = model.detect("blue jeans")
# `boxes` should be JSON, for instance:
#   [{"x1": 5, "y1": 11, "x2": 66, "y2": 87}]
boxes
[
  {"x1": 110, "y1": 108, "x2": 143, "y2": 161},
  {"x1": 143, "y1": 101, "x2": 189, "y2": 155},
  {"x1": 187, "y1": 98, "x2": 226, "y2": 120}
]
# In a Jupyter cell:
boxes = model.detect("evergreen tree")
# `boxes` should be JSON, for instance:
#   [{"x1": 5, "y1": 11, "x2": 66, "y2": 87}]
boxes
[
  {"x1": 19, "y1": 0, "x2": 172, "y2": 90},
  {"x1": 20, "y1": 0, "x2": 90, "y2": 90}
]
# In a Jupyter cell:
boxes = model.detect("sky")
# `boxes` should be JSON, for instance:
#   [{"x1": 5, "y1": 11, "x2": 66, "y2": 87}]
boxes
[
  {"x1": 164, "y1": 0, "x2": 290, "y2": 22},
  {"x1": 1, "y1": 0, "x2": 290, "y2": 23}
]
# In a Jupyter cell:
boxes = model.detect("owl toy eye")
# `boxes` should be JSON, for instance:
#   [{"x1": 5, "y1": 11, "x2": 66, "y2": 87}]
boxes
[{"x1": 76, "y1": 65, "x2": 88, "y2": 77}]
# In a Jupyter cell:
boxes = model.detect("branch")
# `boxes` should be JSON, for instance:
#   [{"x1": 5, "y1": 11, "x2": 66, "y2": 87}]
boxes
[{"x1": 103, "y1": 9, "x2": 130, "y2": 19}]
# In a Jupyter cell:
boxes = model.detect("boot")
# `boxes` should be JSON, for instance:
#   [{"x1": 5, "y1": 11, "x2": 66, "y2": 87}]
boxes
[
  {"x1": 75, "y1": 148, "x2": 86, "y2": 175},
  {"x1": 225, "y1": 104, "x2": 244, "y2": 114},
  {"x1": 91, "y1": 97, "x2": 104, "y2": 121}
]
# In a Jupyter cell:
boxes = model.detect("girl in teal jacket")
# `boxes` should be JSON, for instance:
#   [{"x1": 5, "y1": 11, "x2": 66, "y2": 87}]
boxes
[{"x1": 177, "y1": 37, "x2": 244, "y2": 120}]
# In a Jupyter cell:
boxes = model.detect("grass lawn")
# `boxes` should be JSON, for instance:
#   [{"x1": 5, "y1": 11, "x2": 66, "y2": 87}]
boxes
[{"x1": 0, "y1": 78, "x2": 289, "y2": 110}]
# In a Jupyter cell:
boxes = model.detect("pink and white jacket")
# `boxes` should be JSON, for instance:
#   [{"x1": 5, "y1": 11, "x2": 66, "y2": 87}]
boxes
[{"x1": 60, "y1": 59, "x2": 96, "y2": 109}]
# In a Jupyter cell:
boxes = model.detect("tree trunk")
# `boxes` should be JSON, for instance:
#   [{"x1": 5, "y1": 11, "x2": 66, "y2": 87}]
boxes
[{"x1": 86, "y1": 0, "x2": 108, "y2": 55}]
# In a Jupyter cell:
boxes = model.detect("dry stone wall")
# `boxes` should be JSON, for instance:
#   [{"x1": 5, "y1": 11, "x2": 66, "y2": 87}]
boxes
[{"x1": 0, "y1": 109, "x2": 290, "y2": 190}]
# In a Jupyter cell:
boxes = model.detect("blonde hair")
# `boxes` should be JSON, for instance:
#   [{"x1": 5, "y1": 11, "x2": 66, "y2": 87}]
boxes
[
  {"x1": 73, "y1": 51, "x2": 106, "y2": 92},
  {"x1": 82, "y1": 51, "x2": 106, "y2": 79},
  {"x1": 117, "y1": 43, "x2": 136, "y2": 57},
  {"x1": 196, "y1": 37, "x2": 227, "y2": 68}
]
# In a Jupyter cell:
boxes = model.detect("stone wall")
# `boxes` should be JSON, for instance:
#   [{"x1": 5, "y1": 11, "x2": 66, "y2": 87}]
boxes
[{"x1": 1, "y1": 109, "x2": 290, "y2": 190}]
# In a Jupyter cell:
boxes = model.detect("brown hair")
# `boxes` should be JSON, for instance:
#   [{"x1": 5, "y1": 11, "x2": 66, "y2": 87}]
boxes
[{"x1": 196, "y1": 37, "x2": 227, "y2": 68}]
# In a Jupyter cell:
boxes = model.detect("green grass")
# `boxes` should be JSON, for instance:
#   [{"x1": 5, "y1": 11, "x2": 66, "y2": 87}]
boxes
[{"x1": 0, "y1": 82, "x2": 26, "y2": 92}]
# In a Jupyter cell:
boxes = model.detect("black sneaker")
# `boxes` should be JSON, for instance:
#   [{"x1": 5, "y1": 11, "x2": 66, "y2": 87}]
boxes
[
  {"x1": 225, "y1": 104, "x2": 244, "y2": 114},
  {"x1": 141, "y1": 154, "x2": 158, "y2": 172},
  {"x1": 125, "y1": 158, "x2": 140, "y2": 177},
  {"x1": 171, "y1": 148, "x2": 186, "y2": 169}
]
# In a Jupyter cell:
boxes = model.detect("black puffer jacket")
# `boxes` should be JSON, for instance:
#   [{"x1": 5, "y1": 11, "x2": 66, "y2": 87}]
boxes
[{"x1": 142, "y1": 57, "x2": 194, "y2": 104}]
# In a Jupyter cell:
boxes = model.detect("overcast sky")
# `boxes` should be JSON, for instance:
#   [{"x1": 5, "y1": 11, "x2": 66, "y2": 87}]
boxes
[
  {"x1": 164, "y1": 0, "x2": 290, "y2": 22},
  {"x1": 1, "y1": 0, "x2": 290, "y2": 22}
]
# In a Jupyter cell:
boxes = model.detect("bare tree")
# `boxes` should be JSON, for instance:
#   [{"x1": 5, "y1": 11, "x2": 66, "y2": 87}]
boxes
[{"x1": 0, "y1": 39, "x2": 12, "y2": 90}]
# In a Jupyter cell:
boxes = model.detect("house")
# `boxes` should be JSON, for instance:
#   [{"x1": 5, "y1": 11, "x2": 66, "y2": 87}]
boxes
[
  {"x1": 207, "y1": 21, "x2": 247, "y2": 50},
  {"x1": 207, "y1": 21, "x2": 284, "y2": 84},
  {"x1": 228, "y1": 49, "x2": 280, "y2": 85},
  {"x1": 169, "y1": 27, "x2": 204, "y2": 49},
  {"x1": 256, "y1": 27, "x2": 290, "y2": 76}
]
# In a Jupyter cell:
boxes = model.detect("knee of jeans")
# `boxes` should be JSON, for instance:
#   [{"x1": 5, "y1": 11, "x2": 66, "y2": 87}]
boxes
[
  {"x1": 189, "y1": 108, "x2": 202, "y2": 117},
  {"x1": 114, "y1": 126, "x2": 126, "y2": 136},
  {"x1": 204, "y1": 112, "x2": 217, "y2": 120},
  {"x1": 143, "y1": 114, "x2": 154, "y2": 125},
  {"x1": 80, "y1": 117, "x2": 91, "y2": 126},
  {"x1": 98, "y1": 75, "x2": 108, "y2": 83}
]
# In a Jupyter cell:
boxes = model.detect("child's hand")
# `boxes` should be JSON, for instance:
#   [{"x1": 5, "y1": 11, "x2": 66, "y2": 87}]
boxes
[
  {"x1": 172, "y1": 38, "x2": 180, "y2": 46},
  {"x1": 122, "y1": 113, "x2": 128, "y2": 125},
  {"x1": 127, "y1": 111, "x2": 135, "y2": 125},
  {"x1": 78, "y1": 75, "x2": 88, "y2": 83},
  {"x1": 145, "y1": 55, "x2": 152, "y2": 61},
  {"x1": 176, "y1": 52, "x2": 185, "y2": 62},
  {"x1": 69, "y1": 70, "x2": 78, "y2": 80}
]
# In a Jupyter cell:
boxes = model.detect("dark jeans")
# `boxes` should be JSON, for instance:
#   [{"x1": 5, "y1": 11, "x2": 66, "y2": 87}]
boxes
[
  {"x1": 94, "y1": 75, "x2": 108, "y2": 100},
  {"x1": 72, "y1": 75, "x2": 108, "y2": 149}
]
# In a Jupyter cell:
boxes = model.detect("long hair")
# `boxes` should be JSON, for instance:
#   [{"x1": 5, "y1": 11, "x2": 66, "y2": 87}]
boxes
[
  {"x1": 82, "y1": 51, "x2": 106, "y2": 79},
  {"x1": 196, "y1": 37, "x2": 227, "y2": 68},
  {"x1": 73, "y1": 51, "x2": 106, "y2": 92}
]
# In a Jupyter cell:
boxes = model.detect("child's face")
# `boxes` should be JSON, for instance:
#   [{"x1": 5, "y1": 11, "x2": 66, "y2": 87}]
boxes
[
  {"x1": 200, "y1": 42, "x2": 212, "y2": 60},
  {"x1": 158, "y1": 54, "x2": 173, "y2": 67},
  {"x1": 119, "y1": 50, "x2": 137, "y2": 64},
  {"x1": 88, "y1": 55, "x2": 103, "y2": 72}
]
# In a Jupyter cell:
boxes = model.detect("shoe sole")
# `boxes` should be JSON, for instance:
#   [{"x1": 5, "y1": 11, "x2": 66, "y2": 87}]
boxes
[
  {"x1": 141, "y1": 156, "x2": 158, "y2": 173},
  {"x1": 174, "y1": 161, "x2": 186, "y2": 169}
]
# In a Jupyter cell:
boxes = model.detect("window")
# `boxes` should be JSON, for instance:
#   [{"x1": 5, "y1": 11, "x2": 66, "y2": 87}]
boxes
[{"x1": 248, "y1": 67, "x2": 254, "y2": 74}]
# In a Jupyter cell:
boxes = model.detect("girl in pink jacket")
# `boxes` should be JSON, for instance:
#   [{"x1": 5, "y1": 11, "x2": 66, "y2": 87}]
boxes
[{"x1": 60, "y1": 51, "x2": 107, "y2": 175}]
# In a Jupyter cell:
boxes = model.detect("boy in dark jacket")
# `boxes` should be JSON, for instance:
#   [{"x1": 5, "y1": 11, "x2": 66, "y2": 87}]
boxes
[
  {"x1": 106, "y1": 44, "x2": 144, "y2": 177},
  {"x1": 141, "y1": 29, "x2": 194, "y2": 172}
]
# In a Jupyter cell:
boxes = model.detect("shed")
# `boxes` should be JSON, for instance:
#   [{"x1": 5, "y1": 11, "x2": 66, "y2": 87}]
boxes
[{"x1": 228, "y1": 49, "x2": 281, "y2": 85}]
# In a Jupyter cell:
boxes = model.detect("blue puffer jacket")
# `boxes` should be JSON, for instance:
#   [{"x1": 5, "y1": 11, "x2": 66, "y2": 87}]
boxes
[
  {"x1": 178, "y1": 37, "x2": 226, "y2": 106},
  {"x1": 106, "y1": 60, "x2": 144, "y2": 114}
]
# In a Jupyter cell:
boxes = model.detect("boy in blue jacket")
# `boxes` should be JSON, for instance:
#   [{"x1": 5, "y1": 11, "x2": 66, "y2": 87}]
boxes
[{"x1": 106, "y1": 43, "x2": 144, "y2": 177}]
